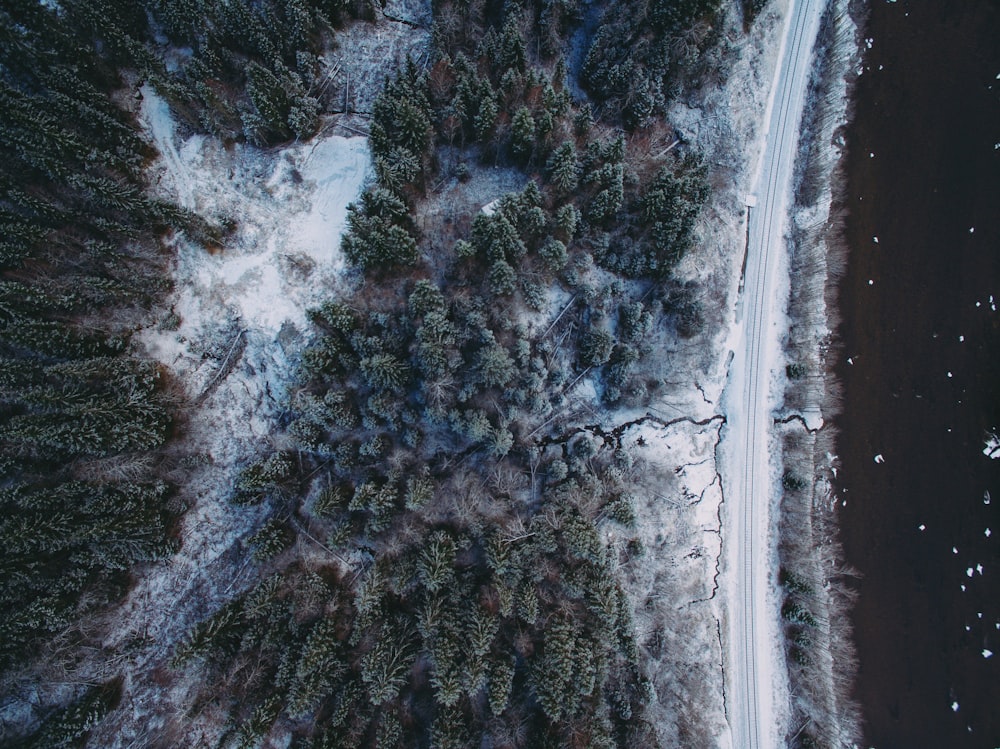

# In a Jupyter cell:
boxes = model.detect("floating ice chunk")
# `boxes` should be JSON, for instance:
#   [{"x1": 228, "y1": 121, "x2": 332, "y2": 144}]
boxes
[
  {"x1": 969, "y1": 227, "x2": 975, "y2": 234},
  {"x1": 961, "y1": 584, "x2": 967, "y2": 591},
  {"x1": 978, "y1": 612, "x2": 983, "y2": 619},
  {"x1": 983, "y1": 432, "x2": 1000, "y2": 459},
  {"x1": 873, "y1": 236, "x2": 879, "y2": 243},
  {"x1": 953, "y1": 547, "x2": 959, "y2": 554},
  {"x1": 918, "y1": 524, "x2": 926, "y2": 531},
  {"x1": 952, "y1": 701, "x2": 960, "y2": 712},
  {"x1": 976, "y1": 563, "x2": 984, "y2": 574},
  {"x1": 983, "y1": 650, "x2": 993, "y2": 659},
  {"x1": 878, "y1": 64, "x2": 884, "y2": 70},
  {"x1": 986, "y1": 528, "x2": 992, "y2": 538},
  {"x1": 959, "y1": 335, "x2": 965, "y2": 342},
  {"x1": 965, "y1": 625, "x2": 971, "y2": 631},
  {"x1": 985, "y1": 490, "x2": 991, "y2": 504},
  {"x1": 869, "y1": 152, "x2": 875, "y2": 158},
  {"x1": 848, "y1": 357, "x2": 854, "y2": 365},
  {"x1": 976, "y1": 301, "x2": 982, "y2": 307},
  {"x1": 948, "y1": 372, "x2": 953, "y2": 378},
  {"x1": 874, "y1": 454, "x2": 885, "y2": 464},
  {"x1": 967, "y1": 568, "x2": 974, "y2": 578},
  {"x1": 865, "y1": 38, "x2": 874, "y2": 49},
  {"x1": 868, "y1": 279, "x2": 874, "y2": 286}
]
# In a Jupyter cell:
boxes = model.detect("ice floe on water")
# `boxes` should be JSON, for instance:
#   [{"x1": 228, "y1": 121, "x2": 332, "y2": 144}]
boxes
[{"x1": 982, "y1": 431, "x2": 1000, "y2": 459}]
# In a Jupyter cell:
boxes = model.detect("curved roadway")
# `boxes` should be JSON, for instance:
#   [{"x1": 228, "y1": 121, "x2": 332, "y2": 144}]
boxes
[{"x1": 721, "y1": 1, "x2": 825, "y2": 747}]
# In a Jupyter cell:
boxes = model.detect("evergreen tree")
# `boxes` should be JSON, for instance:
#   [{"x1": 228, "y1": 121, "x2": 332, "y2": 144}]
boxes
[
  {"x1": 288, "y1": 617, "x2": 348, "y2": 718},
  {"x1": 474, "y1": 340, "x2": 516, "y2": 389},
  {"x1": 546, "y1": 141, "x2": 580, "y2": 195},
  {"x1": 17, "y1": 682, "x2": 120, "y2": 749},
  {"x1": 488, "y1": 259, "x2": 518, "y2": 297},
  {"x1": 360, "y1": 620, "x2": 416, "y2": 705},
  {"x1": 510, "y1": 106, "x2": 536, "y2": 163}
]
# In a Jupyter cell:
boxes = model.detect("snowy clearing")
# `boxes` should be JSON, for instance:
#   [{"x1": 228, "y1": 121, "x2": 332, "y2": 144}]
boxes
[
  {"x1": 616, "y1": 417, "x2": 730, "y2": 746},
  {"x1": 83, "y1": 90, "x2": 370, "y2": 745}
]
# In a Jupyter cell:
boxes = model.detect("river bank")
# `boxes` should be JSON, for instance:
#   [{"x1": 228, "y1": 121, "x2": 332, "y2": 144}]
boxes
[{"x1": 836, "y1": 1, "x2": 1000, "y2": 746}]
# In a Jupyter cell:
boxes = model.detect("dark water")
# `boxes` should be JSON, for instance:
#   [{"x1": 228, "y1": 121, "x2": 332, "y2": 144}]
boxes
[{"x1": 837, "y1": 1, "x2": 1000, "y2": 747}]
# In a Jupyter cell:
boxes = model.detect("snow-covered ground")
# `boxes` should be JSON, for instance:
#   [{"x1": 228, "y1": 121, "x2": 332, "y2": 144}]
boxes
[
  {"x1": 613, "y1": 415, "x2": 730, "y2": 746},
  {"x1": 776, "y1": 0, "x2": 865, "y2": 744},
  {"x1": 136, "y1": 82, "x2": 369, "y2": 502},
  {"x1": 76, "y1": 90, "x2": 371, "y2": 745}
]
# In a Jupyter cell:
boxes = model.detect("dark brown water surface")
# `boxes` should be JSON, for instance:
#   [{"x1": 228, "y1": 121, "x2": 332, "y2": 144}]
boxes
[{"x1": 837, "y1": 1, "x2": 1000, "y2": 747}]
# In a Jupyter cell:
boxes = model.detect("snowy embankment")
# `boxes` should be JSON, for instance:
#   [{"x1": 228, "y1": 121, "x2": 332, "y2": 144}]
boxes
[
  {"x1": 89, "y1": 90, "x2": 369, "y2": 743},
  {"x1": 592, "y1": 0, "x2": 825, "y2": 745},
  {"x1": 777, "y1": 0, "x2": 865, "y2": 744},
  {"x1": 715, "y1": 0, "x2": 827, "y2": 744}
]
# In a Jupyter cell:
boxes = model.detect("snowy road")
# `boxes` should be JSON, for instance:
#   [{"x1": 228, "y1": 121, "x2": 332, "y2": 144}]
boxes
[{"x1": 720, "y1": 1, "x2": 825, "y2": 747}]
